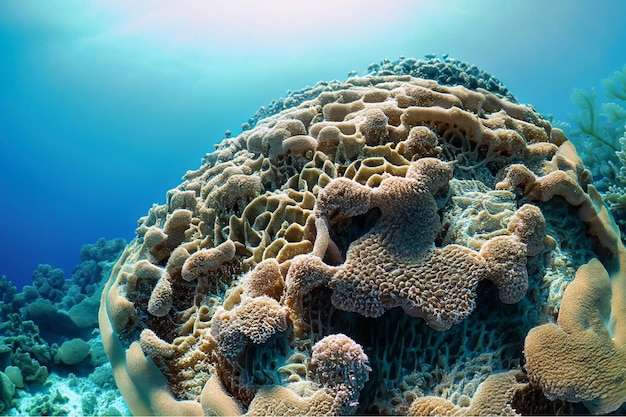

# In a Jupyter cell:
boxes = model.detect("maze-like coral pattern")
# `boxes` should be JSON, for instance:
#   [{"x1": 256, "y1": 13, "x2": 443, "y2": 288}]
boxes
[{"x1": 99, "y1": 69, "x2": 621, "y2": 415}]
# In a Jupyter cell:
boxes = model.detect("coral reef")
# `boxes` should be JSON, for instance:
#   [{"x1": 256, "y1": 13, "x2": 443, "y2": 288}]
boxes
[
  {"x1": 569, "y1": 64, "x2": 626, "y2": 234},
  {"x1": 524, "y1": 224, "x2": 626, "y2": 414},
  {"x1": 244, "y1": 55, "x2": 517, "y2": 131},
  {"x1": 99, "y1": 56, "x2": 624, "y2": 415},
  {"x1": 0, "y1": 238, "x2": 129, "y2": 416}
]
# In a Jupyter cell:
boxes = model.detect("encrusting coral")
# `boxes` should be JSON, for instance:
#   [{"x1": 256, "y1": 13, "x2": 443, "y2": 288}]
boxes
[
  {"x1": 408, "y1": 370, "x2": 527, "y2": 416},
  {"x1": 524, "y1": 256, "x2": 626, "y2": 415},
  {"x1": 246, "y1": 334, "x2": 370, "y2": 416},
  {"x1": 98, "y1": 55, "x2": 626, "y2": 415},
  {"x1": 317, "y1": 157, "x2": 532, "y2": 330}
]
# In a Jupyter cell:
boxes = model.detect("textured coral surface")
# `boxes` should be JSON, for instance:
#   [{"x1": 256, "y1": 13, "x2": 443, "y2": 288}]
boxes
[{"x1": 99, "y1": 58, "x2": 625, "y2": 415}]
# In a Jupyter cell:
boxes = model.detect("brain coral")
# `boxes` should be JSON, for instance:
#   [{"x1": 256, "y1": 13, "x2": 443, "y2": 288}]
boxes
[{"x1": 99, "y1": 56, "x2": 626, "y2": 415}]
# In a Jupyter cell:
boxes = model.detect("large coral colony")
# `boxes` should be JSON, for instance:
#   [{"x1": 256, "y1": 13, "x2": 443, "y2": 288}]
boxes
[
  {"x1": 93, "y1": 56, "x2": 626, "y2": 416},
  {"x1": 1, "y1": 56, "x2": 625, "y2": 416}
]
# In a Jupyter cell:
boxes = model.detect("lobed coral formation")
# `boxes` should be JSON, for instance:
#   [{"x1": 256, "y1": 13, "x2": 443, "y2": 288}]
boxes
[
  {"x1": 244, "y1": 55, "x2": 517, "y2": 132},
  {"x1": 523, "y1": 188, "x2": 626, "y2": 415},
  {"x1": 99, "y1": 57, "x2": 625, "y2": 415},
  {"x1": 524, "y1": 256, "x2": 626, "y2": 415}
]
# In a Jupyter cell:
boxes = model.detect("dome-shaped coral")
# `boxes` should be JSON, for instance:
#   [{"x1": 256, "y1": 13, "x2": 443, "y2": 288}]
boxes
[{"x1": 99, "y1": 56, "x2": 626, "y2": 415}]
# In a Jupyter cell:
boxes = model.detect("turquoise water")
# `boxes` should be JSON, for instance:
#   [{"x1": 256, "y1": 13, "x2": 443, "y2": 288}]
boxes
[
  {"x1": 1, "y1": 0, "x2": 625, "y2": 288},
  {"x1": 1, "y1": 1, "x2": 626, "y2": 415}
]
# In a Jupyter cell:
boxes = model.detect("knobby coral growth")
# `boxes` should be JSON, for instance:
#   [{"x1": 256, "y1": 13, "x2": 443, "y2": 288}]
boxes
[{"x1": 98, "y1": 56, "x2": 625, "y2": 415}]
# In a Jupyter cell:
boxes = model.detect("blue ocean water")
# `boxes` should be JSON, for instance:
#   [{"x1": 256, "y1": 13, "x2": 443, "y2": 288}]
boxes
[
  {"x1": 0, "y1": 1, "x2": 625, "y2": 415},
  {"x1": 1, "y1": 0, "x2": 625, "y2": 289}
]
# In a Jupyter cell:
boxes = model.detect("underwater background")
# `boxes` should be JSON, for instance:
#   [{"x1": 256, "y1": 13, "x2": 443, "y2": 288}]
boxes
[
  {"x1": 3, "y1": 0, "x2": 626, "y2": 289},
  {"x1": 1, "y1": 0, "x2": 626, "y2": 415}
]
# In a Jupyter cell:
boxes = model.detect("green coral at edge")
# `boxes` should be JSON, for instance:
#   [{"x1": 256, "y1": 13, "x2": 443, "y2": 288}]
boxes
[{"x1": 569, "y1": 64, "x2": 626, "y2": 235}]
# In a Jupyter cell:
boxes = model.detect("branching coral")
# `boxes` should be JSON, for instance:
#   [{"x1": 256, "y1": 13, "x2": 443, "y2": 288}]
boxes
[
  {"x1": 603, "y1": 132, "x2": 626, "y2": 211},
  {"x1": 570, "y1": 88, "x2": 619, "y2": 151},
  {"x1": 570, "y1": 64, "x2": 626, "y2": 154},
  {"x1": 569, "y1": 64, "x2": 626, "y2": 233}
]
